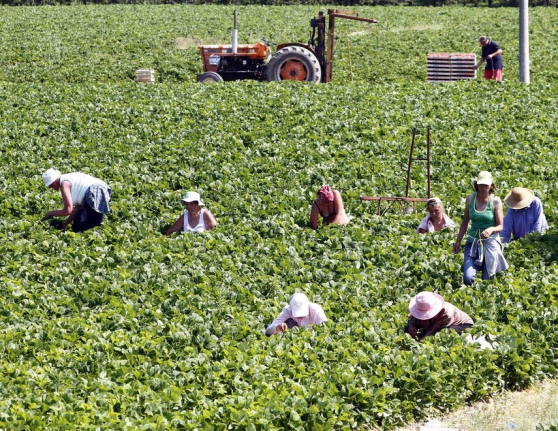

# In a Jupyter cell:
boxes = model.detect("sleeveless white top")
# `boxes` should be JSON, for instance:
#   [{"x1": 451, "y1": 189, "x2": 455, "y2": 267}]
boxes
[
  {"x1": 59, "y1": 172, "x2": 105, "y2": 206},
  {"x1": 183, "y1": 209, "x2": 207, "y2": 233}
]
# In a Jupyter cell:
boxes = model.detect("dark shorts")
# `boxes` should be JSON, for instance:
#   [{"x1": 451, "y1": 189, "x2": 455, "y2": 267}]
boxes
[{"x1": 72, "y1": 201, "x2": 104, "y2": 232}]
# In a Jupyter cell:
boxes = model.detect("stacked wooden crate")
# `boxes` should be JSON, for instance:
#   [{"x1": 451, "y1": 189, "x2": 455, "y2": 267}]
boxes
[
  {"x1": 427, "y1": 53, "x2": 476, "y2": 82},
  {"x1": 136, "y1": 69, "x2": 155, "y2": 83}
]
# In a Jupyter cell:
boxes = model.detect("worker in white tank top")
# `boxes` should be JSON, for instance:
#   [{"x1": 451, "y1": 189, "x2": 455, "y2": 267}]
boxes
[
  {"x1": 42, "y1": 168, "x2": 111, "y2": 232},
  {"x1": 165, "y1": 191, "x2": 217, "y2": 236}
]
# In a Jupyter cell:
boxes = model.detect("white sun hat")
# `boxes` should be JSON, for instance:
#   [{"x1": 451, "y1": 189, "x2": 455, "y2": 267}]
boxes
[{"x1": 180, "y1": 191, "x2": 204, "y2": 206}]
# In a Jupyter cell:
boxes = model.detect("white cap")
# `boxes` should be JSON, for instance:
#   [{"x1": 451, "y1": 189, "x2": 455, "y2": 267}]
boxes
[
  {"x1": 476, "y1": 171, "x2": 493, "y2": 186},
  {"x1": 42, "y1": 168, "x2": 61, "y2": 187},
  {"x1": 290, "y1": 293, "x2": 310, "y2": 318}
]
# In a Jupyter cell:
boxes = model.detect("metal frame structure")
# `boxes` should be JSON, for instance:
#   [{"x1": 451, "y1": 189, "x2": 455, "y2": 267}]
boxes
[
  {"x1": 361, "y1": 127, "x2": 432, "y2": 215},
  {"x1": 310, "y1": 10, "x2": 378, "y2": 83}
]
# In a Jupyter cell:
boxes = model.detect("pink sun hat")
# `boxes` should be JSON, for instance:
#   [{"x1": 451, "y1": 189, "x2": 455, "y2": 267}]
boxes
[{"x1": 409, "y1": 291, "x2": 445, "y2": 320}]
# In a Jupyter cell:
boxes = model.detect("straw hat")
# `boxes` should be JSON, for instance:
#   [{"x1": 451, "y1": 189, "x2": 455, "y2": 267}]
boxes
[
  {"x1": 409, "y1": 291, "x2": 445, "y2": 320},
  {"x1": 504, "y1": 187, "x2": 535, "y2": 210}
]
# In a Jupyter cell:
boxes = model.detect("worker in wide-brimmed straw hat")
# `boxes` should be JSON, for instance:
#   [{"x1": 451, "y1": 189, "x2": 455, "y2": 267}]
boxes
[
  {"x1": 404, "y1": 291, "x2": 473, "y2": 340},
  {"x1": 501, "y1": 187, "x2": 548, "y2": 243}
]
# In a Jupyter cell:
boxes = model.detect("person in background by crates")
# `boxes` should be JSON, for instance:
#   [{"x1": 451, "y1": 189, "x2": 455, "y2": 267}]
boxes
[
  {"x1": 501, "y1": 187, "x2": 548, "y2": 243},
  {"x1": 473, "y1": 36, "x2": 503, "y2": 81},
  {"x1": 452, "y1": 171, "x2": 508, "y2": 285},
  {"x1": 417, "y1": 197, "x2": 456, "y2": 234},
  {"x1": 404, "y1": 291, "x2": 473, "y2": 340},
  {"x1": 310, "y1": 185, "x2": 350, "y2": 229},
  {"x1": 42, "y1": 168, "x2": 111, "y2": 232},
  {"x1": 165, "y1": 191, "x2": 217, "y2": 235},
  {"x1": 265, "y1": 293, "x2": 327, "y2": 336}
]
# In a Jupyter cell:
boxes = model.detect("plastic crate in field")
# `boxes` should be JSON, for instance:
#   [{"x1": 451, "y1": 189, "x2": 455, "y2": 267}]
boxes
[{"x1": 427, "y1": 53, "x2": 476, "y2": 82}]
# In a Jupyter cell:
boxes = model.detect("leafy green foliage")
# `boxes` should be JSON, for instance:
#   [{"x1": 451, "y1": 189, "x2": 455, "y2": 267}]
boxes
[{"x1": 1, "y1": 5, "x2": 558, "y2": 430}]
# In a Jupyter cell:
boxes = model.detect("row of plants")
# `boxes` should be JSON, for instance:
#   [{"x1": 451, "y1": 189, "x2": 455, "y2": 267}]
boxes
[
  {"x1": 3, "y1": 0, "x2": 557, "y2": 8},
  {"x1": 1, "y1": 5, "x2": 558, "y2": 429}
]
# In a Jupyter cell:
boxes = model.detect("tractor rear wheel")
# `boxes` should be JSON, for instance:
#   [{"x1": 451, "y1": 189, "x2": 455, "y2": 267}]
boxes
[
  {"x1": 197, "y1": 71, "x2": 224, "y2": 83},
  {"x1": 266, "y1": 46, "x2": 321, "y2": 83}
]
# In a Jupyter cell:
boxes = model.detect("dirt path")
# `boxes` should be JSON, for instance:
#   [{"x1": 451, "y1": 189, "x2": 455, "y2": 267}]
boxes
[{"x1": 397, "y1": 379, "x2": 558, "y2": 431}]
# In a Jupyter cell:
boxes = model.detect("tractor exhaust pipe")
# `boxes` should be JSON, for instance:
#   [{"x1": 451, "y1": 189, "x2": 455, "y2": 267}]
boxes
[{"x1": 232, "y1": 10, "x2": 238, "y2": 54}]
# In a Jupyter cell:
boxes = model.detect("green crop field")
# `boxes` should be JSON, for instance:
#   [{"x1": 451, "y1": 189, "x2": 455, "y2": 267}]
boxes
[{"x1": 1, "y1": 4, "x2": 558, "y2": 430}]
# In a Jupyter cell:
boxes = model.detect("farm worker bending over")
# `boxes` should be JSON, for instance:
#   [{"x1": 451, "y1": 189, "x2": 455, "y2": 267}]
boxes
[
  {"x1": 473, "y1": 36, "x2": 503, "y2": 81},
  {"x1": 165, "y1": 191, "x2": 217, "y2": 235},
  {"x1": 310, "y1": 185, "x2": 350, "y2": 229},
  {"x1": 265, "y1": 293, "x2": 327, "y2": 336},
  {"x1": 416, "y1": 197, "x2": 456, "y2": 234},
  {"x1": 42, "y1": 168, "x2": 111, "y2": 232},
  {"x1": 404, "y1": 291, "x2": 473, "y2": 340},
  {"x1": 453, "y1": 171, "x2": 508, "y2": 285},
  {"x1": 501, "y1": 187, "x2": 548, "y2": 243}
]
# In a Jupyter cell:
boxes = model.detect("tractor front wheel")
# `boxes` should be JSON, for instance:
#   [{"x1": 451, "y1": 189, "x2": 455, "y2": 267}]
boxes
[
  {"x1": 197, "y1": 71, "x2": 224, "y2": 83},
  {"x1": 266, "y1": 46, "x2": 321, "y2": 83}
]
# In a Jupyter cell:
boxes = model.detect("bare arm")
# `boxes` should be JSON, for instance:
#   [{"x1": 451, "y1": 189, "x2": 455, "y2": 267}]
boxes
[
  {"x1": 474, "y1": 49, "x2": 503, "y2": 69},
  {"x1": 165, "y1": 214, "x2": 185, "y2": 236},
  {"x1": 60, "y1": 204, "x2": 82, "y2": 230},
  {"x1": 453, "y1": 194, "x2": 472, "y2": 254},
  {"x1": 44, "y1": 181, "x2": 74, "y2": 219},
  {"x1": 488, "y1": 49, "x2": 503, "y2": 59},
  {"x1": 329, "y1": 190, "x2": 347, "y2": 224},
  {"x1": 310, "y1": 201, "x2": 320, "y2": 230},
  {"x1": 474, "y1": 58, "x2": 485, "y2": 70},
  {"x1": 203, "y1": 210, "x2": 217, "y2": 231},
  {"x1": 482, "y1": 196, "x2": 503, "y2": 237}
]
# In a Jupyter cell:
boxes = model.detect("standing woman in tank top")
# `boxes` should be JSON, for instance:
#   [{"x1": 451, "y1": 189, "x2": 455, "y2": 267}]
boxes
[
  {"x1": 453, "y1": 171, "x2": 507, "y2": 285},
  {"x1": 165, "y1": 191, "x2": 217, "y2": 235}
]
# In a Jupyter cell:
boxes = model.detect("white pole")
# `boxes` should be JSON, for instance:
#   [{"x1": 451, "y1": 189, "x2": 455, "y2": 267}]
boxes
[
  {"x1": 232, "y1": 10, "x2": 238, "y2": 55},
  {"x1": 519, "y1": 0, "x2": 530, "y2": 84}
]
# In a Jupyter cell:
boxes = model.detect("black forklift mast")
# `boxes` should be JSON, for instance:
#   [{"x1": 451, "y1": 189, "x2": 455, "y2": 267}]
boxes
[{"x1": 309, "y1": 9, "x2": 377, "y2": 83}]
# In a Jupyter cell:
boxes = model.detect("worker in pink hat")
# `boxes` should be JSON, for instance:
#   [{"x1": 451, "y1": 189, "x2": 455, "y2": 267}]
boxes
[
  {"x1": 404, "y1": 291, "x2": 473, "y2": 340},
  {"x1": 265, "y1": 293, "x2": 327, "y2": 336},
  {"x1": 309, "y1": 185, "x2": 350, "y2": 229}
]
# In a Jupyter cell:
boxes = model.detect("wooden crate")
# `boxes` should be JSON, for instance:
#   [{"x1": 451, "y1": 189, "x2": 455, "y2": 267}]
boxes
[
  {"x1": 136, "y1": 69, "x2": 155, "y2": 83},
  {"x1": 427, "y1": 53, "x2": 476, "y2": 82}
]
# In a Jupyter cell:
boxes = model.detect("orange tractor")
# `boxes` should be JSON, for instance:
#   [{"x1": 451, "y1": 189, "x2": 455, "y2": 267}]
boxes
[{"x1": 198, "y1": 9, "x2": 377, "y2": 84}]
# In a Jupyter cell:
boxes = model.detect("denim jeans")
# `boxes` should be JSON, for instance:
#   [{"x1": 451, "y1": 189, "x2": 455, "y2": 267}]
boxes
[{"x1": 463, "y1": 241, "x2": 492, "y2": 285}]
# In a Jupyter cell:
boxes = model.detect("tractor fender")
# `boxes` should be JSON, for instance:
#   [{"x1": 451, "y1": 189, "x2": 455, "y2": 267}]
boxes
[{"x1": 275, "y1": 43, "x2": 315, "y2": 53}]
